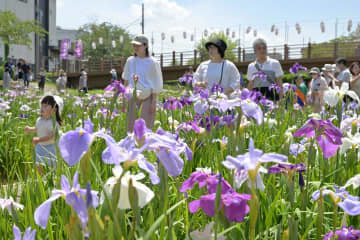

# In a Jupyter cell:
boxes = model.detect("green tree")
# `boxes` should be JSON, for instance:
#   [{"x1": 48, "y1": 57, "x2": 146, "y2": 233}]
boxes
[
  {"x1": 187, "y1": 31, "x2": 238, "y2": 65},
  {"x1": 0, "y1": 10, "x2": 47, "y2": 60},
  {"x1": 77, "y1": 22, "x2": 133, "y2": 59}
]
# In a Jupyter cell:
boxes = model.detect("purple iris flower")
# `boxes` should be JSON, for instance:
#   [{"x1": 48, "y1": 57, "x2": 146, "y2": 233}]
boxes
[
  {"x1": 323, "y1": 226, "x2": 360, "y2": 240},
  {"x1": 176, "y1": 120, "x2": 201, "y2": 133},
  {"x1": 194, "y1": 100, "x2": 209, "y2": 115},
  {"x1": 289, "y1": 62, "x2": 307, "y2": 74},
  {"x1": 195, "y1": 115, "x2": 220, "y2": 131},
  {"x1": 259, "y1": 96, "x2": 274, "y2": 109},
  {"x1": 180, "y1": 171, "x2": 232, "y2": 194},
  {"x1": 338, "y1": 198, "x2": 360, "y2": 216},
  {"x1": 251, "y1": 71, "x2": 267, "y2": 83},
  {"x1": 189, "y1": 191, "x2": 251, "y2": 223},
  {"x1": 289, "y1": 140, "x2": 308, "y2": 156},
  {"x1": 163, "y1": 97, "x2": 184, "y2": 111},
  {"x1": 268, "y1": 84, "x2": 281, "y2": 93},
  {"x1": 179, "y1": 95, "x2": 193, "y2": 106},
  {"x1": 294, "y1": 119, "x2": 344, "y2": 158},
  {"x1": 268, "y1": 163, "x2": 306, "y2": 187},
  {"x1": 241, "y1": 88, "x2": 262, "y2": 102},
  {"x1": 34, "y1": 171, "x2": 99, "y2": 229},
  {"x1": 210, "y1": 98, "x2": 241, "y2": 113},
  {"x1": 220, "y1": 114, "x2": 237, "y2": 127},
  {"x1": 59, "y1": 119, "x2": 114, "y2": 166},
  {"x1": 210, "y1": 83, "x2": 224, "y2": 94},
  {"x1": 13, "y1": 225, "x2": 36, "y2": 240},
  {"x1": 223, "y1": 138, "x2": 287, "y2": 190},
  {"x1": 104, "y1": 80, "x2": 126, "y2": 95},
  {"x1": 179, "y1": 74, "x2": 194, "y2": 84},
  {"x1": 240, "y1": 100, "x2": 263, "y2": 125}
]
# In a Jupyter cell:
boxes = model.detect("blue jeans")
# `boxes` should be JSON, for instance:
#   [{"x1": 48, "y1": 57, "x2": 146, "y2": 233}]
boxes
[{"x1": 24, "y1": 73, "x2": 29, "y2": 87}]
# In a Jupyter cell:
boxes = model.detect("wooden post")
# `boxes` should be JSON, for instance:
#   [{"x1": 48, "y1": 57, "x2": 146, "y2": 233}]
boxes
[
  {"x1": 284, "y1": 44, "x2": 289, "y2": 60},
  {"x1": 242, "y1": 49, "x2": 246, "y2": 62},
  {"x1": 110, "y1": 56, "x2": 113, "y2": 70},
  {"x1": 160, "y1": 54, "x2": 163, "y2": 68},
  {"x1": 172, "y1": 51, "x2": 176, "y2": 66},
  {"x1": 180, "y1": 53, "x2": 183, "y2": 66},
  {"x1": 100, "y1": 58, "x2": 104, "y2": 72},
  {"x1": 88, "y1": 58, "x2": 91, "y2": 73},
  {"x1": 334, "y1": 41, "x2": 338, "y2": 58},
  {"x1": 307, "y1": 43, "x2": 312, "y2": 59},
  {"x1": 194, "y1": 50, "x2": 197, "y2": 66},
  {"x1": 238, "y1": 47, "x2": 241, "y2": 63}
]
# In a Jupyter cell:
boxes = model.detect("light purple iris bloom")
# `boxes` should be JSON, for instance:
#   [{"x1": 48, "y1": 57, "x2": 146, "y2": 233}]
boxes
[
  {"x1": 176, "y1": 120, "x2": 201, "y2": 133},
  {"x1": 268, "y1": 163, "x2": 306, "y2": 187},
  {"x1": 179, "y1": 74, "x2": 193, "y2": 84},
  {"x1": 240, "y1": 100, "x2": 263, "y2": 125},
  {"x1": 34, "y1": 171, "x2": 99, "y2": 229},
  {"x1": 194, "y1": 100, "x2": 209, "y2": 115},
  {"x1": 163, "y1": 97, "x2": 183, "y2": 111},
  {"x1": 323, "y1": 226, "x2": 360, "y2": 240},
  {"x1": 210, "y1": 83, "x2": 224, "y2": 94},
  {"x1": 13, "y1": 225, "x2": 36, "y2": 240},
  {"x1": 268, "y1": 84, "x2": 281, "y2": 93},
  {"x1": 289, "y1": 62, "x2": 307, "y2": 74},
  {"x1": 223, "y1": 138, "x2": 287, "y2": 190},
  {"x1": 59, "y1": 119, "x2": 115, "y2": 166},
  {"x1": 294, "y1": 118, "x2": 344, "y2": 158}
]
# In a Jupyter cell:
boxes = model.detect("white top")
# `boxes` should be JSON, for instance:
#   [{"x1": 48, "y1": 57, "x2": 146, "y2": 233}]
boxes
[
  {"x1": 247, "y1": 57, "x2": 284, "y2": 88},
  {"x1": 337, "y1": 68, "x2": 351, "y2": 84},
  {"x1": 36, "y1": 117, "x2": 57, "y2": 146},
  {"x1": 122, "y1": 56, "x2": 163, "y2": 94},
  {"x1": 79, "y1": 71, "x2": 87, "y2": 89},
  {"x1": 193, "y1": 60, "x2": 240, "y2": 90}
]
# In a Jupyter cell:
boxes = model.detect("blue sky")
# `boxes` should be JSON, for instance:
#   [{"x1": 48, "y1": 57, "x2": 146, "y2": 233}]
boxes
[{"x1": 57, "y1": 0, "x2": 360, "y2": 53}]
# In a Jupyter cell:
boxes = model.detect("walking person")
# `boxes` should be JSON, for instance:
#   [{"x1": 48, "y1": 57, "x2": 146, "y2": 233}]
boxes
[
  {"x1": 122, "y1": 35, "x2": 163, "y2": 131},
  {"x1": 21, "y1": 60, "x2": 30, "y2": 88},
  {"x1": 79, "y1": 68, "x2": 88, "y2": 93}
]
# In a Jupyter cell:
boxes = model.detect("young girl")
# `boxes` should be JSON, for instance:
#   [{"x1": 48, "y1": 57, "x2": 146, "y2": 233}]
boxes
[{"x1": 24, "y1": 95, "x2": 63, "y2": 169}]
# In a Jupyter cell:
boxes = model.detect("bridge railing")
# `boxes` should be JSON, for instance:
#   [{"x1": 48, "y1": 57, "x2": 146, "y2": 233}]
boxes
[{"x1": 53, "y1": 41, "x2": 360, "y2": 74}]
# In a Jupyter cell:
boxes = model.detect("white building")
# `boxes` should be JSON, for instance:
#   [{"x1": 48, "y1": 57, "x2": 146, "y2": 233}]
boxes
[{"x1": 0, "y1": 0, "x2": 56, "y2": 72}]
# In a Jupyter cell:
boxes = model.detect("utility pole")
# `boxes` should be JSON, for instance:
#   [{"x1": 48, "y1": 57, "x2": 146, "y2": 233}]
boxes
[
  {"x1": 335, "y1": 18, "x2": 338, "y2": 39},
  {"x1": 141, "y1": 3, "x2": 145, "y2": 34}
]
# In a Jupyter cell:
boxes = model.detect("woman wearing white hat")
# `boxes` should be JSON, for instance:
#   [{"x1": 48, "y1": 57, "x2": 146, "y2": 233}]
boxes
[
  {"x1": 122, "y1": 35, "x2": 163, "y2": 131},
  {"x1": 307, "y1": 67, "x2": 328, "y2": 113}
]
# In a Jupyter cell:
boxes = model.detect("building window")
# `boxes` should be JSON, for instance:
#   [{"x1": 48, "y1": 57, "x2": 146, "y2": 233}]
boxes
[{"x1": 19, "y1": 0, "x2": 28, "y2": 3}]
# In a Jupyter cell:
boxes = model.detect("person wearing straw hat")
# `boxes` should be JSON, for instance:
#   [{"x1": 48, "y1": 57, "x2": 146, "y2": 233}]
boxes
[
  {"x1": 247, "y1": 38, "x2": 284, "y2": 101},
  {"x1": 122, "y1": 35, "x2": 163, "y2": 131},
  {"x1": 307, "y1": 67, "x2": 328, "y2": 113},
  {"x1": 193, "y1": 39, "x2": 240, "y2": 94}
]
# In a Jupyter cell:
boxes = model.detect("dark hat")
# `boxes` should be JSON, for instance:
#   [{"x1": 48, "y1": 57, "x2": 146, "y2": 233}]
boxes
[{"x1": 205, "y1": 39, "x2": 227, "y2": 57}]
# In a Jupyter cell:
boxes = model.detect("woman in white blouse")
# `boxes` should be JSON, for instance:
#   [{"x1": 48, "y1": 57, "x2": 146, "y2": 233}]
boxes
[
  {"x1": 122, "y1": 35, "x2": 163, "y2": 131},
  {"x1": 193, "y1": 39, "x2": 240, "y2": 94}
]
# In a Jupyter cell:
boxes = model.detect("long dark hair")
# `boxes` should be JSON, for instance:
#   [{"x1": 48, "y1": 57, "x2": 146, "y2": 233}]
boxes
[
  {"x1": 350, "y1": 62, "x2": 360, "y2": 76},
  {"x1": 41, "y1": 95, "x2": 62, "y2": 126}
]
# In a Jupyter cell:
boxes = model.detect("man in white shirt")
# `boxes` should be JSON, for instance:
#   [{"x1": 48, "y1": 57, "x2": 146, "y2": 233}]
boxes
[
  {"x1": 325, "y1": 57, "x2": 351, "y2": 88},
  {"x1": 247, "y1": 38, "x2": 284, "y2": 101}
]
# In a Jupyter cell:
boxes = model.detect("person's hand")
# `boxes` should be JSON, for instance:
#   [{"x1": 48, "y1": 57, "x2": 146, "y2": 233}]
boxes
[
  {"x1": 32, "y1": 137, "x2": 40, "y2": 146},
  {"x1": 224, "y1": 87, "x2": 234, "y2": 95},
  {"x1": 195, "y1": 82, "x2": 207, "y2": 89},
  {"x1": 24, "y1": 126, "x2": 31, "y2": 133}
]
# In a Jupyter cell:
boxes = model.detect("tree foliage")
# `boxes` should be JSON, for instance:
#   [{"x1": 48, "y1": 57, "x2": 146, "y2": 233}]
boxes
[
  {"x1": 77, "y1": 22, "x2": 133, "y2": 59},
  {"x1": 0, "y1": 10, "x2": 47, "y2": 59}
]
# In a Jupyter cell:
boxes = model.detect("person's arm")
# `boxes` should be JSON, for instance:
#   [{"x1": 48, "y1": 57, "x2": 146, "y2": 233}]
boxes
[
  {"x1": 193, "y1": 63, "x2": 207, "y2": 88},
  {"x1": 247, "y1": 64, "x2": 254, "y2": 90},
  {"x1": 121, "y1": 57, "x2": 131, "y2": 86},
  {"x1": 274, "y1": 61, "x2": 284, "y2": 99},
  {"x1": 350, "y1": 74, "x2": 360, "y2": 86},
  {"x1": 24, "y1": 126, "x2": 36, "y2": 133},
  {"x1": 225, "y1": 62, "x2": 240, "y2": 94},
  {"x1": 32, "y1": 132, "x2": 54, "y2": 145}
]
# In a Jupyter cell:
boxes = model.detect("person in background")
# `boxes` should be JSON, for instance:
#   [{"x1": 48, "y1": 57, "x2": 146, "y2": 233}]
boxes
[
  {"x1": 247, "y1": 38, "x2": 284, "y2": 101},
  {"x1": 79, "y1": 68, "x2": 88, "y2": 93},
  {"x1": 17, "y1": 61, "x2": 23, "y2": 82},
  {"x1": 122, "y1": 35, "x2": 163, "y2": 131},
  {"x1": 21, "y1": 60, "x2": 30, "y2": 88},
  {"x1": 294, "y1": 75, "x2": 307, "y2": 106},
  {"x1": 4, "y1": 57, "x2": 13, "y2": 78},
  {"x1": 321, "y1": 64, "x2": 336, "y2": 88},
  {"x1": 110, "y1": 69, "x2": 117, "y2": 82},
  {"x1": 350, "y1": 62, "x2": 360, "y2": 98},
  {"x1": 325, "y1": 57, "x2": 351, "y2": 88},
  {"x1": 38, "y1": 68, "x2": 46, "y2": 90},
  {"x1": 193, "y1": 39, "x2": 240, "y2": 94},
  {"x1": 56, "y1": 69, "x2": 67, "y2": 93},
  {"x1": 2, "y1": 67, "x2": 11, "y2": 89},
  {"x1": 307, "y1": 67, "x2": 328, "y2": 113}
]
